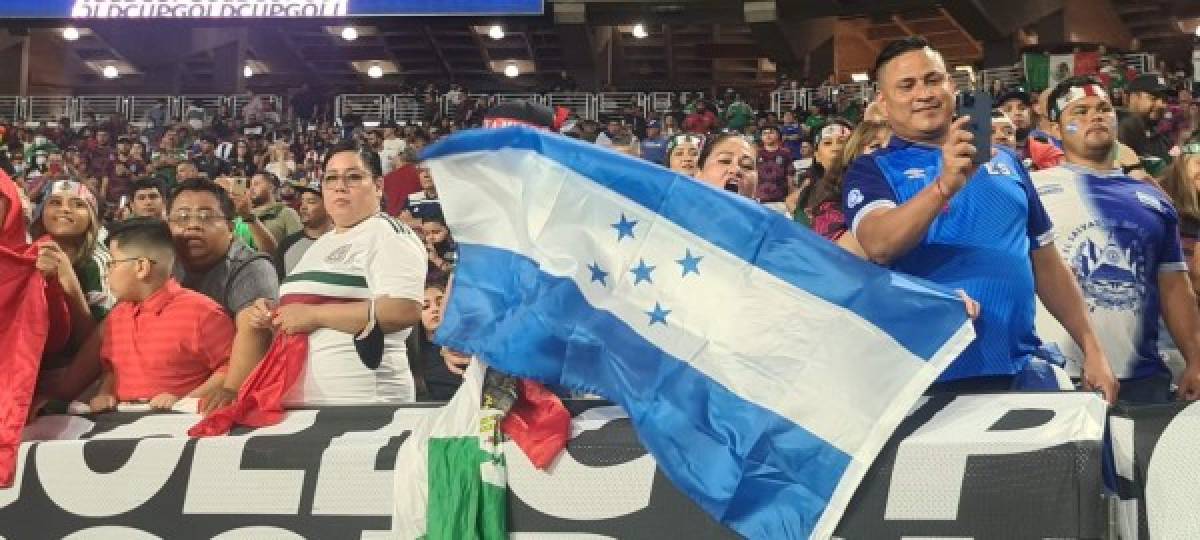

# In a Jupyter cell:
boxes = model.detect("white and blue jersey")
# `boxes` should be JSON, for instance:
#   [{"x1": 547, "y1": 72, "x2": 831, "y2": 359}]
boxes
[
  {"x1": 1031, "y1": 164, "x2": 1186, "y2": 380},
  {"x1": 842, "y1": 136, "x2": 1055, "y2": 382}
]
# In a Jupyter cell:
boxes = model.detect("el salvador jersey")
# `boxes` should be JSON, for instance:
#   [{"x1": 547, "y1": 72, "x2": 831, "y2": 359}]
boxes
[
  {"x1": 842, "y1": 136, "x2": 1054, "y2": 382},
  {"x1": 1031, "y1": 164, "x2": 1186, "y2": 380}
]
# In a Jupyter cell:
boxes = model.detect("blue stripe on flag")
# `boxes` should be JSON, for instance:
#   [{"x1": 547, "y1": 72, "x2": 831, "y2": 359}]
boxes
[
  {"x1": 423, "y1": 127, "x2": 964, "y2": 360},
  {"x1": 437, "y1": 243, "x2": 852, "y2": 539}
]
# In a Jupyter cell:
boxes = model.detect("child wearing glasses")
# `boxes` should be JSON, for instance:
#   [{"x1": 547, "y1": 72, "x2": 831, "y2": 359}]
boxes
[{"x1": 89, "y1": 218, "x2": 234, "y2": 413}]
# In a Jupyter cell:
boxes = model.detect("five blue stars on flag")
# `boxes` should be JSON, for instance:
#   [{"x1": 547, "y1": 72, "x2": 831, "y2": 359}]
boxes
[{"x1": 587, "y1": 213, "x2": 703, "y2": 327}]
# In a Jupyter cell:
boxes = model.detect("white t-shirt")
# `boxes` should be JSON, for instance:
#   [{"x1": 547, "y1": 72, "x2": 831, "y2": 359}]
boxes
[
  {"x1": 281, "y1": 213, "x2": 427, "y2": 405},
  {"x1": 381, "y1": 138, "x2": 407, "y2": 173}
]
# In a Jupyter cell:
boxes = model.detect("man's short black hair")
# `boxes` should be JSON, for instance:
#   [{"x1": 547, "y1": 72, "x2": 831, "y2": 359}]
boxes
[
  {"x1": 322, "y1": 140, "x2": 367, "y2": 170},
  {"x1": 107, "y1": 217, "x2": 175, "y2": 257},
  {"x1": 873, "y1": 36, "x2": 936, "y2": 82},
  {"x1": 169, "y1": 178, "x2": 236, "y2": 222},
  {"x1": 1046, "y1": 75, "x2": 1106, "y2": 122},
  {"x1": 130, "y1": 176, "x2": 166, "y2": 197}
]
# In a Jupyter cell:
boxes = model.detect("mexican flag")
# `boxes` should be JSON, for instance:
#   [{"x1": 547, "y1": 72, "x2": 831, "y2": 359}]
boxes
[
  {"x1": 392, "y1": 360, "x2": 507, "y2": 540},
  {"x1": 1024, "y1": 52, "x2": 1106, "y2": 91}
]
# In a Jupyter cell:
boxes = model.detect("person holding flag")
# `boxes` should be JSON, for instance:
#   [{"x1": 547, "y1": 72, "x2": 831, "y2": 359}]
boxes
[
  {"x1": 1032, "y1": 76, "x2": 1200, "y2": 403},
  {"x1": 193, "y1": 141, "x2": 426, "y2": 422}
]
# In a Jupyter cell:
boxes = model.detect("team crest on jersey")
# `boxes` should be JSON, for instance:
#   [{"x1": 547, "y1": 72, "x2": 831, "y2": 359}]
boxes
[
  {"x1": 846, "y1": 188, "x2": 864, "y2": 209},
  {"x1": 983, "y1": 162, "x2": 1016, "y2": 177},
  {"x1": 325, "y1": 244, "x2": 353, "y2": 264},
  {"x1": 1062, "y1": 222, "x2": 1146, "y2": 312}
]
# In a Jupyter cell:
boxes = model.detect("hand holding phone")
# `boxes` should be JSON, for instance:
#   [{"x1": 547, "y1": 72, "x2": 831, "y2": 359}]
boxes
[
  {"x1": 954, "y1": 90, "x2": 992, "y2": 166},
  {"x1": 937, "y1": 116, "x2": 983, "y2": 196}
]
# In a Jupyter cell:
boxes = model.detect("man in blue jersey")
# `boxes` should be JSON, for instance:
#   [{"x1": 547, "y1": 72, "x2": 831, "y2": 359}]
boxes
[
  {"x1": 1032, "y1": 76, "x2": 1200, "y2": 403},
  {"x1": 843, "y1": 37, "x2": 1118, "y2": 401}
]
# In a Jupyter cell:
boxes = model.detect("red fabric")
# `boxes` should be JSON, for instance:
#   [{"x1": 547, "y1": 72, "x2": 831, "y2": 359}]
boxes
[
  {"x1": 683, "y1": 111, "x2": 717, "y2": 134},
  {"x1": 0, "y1": 245, "x2": 56, "y2": 488},
  {"x1": 0, "y1": 170, "x2": 26, "y2": 249},
  {"x1": 102, "y1": 279, "x2": 234, "y2": 400},
  {"x1": 188, "y1": 294, "x2": 322, "y2": 437},
  {"x1": 553, "y1": 107, "x2": 570, "y2": 131},
  {"x1": 500, "y1": 379, "x2": 571, "y2": 470},
  {"x1": 382, "y1": 164, "x2": 422, "y2": 216},
  {"x1": 188, "y1": 333, "x2": 306, "y2": 437},
  {"x1": 1028, "y1": 137, "x2": 1065, "y2": 170},
  {"x1": 1074, "y1": 52, "x2": 1100, "y2": 76}
]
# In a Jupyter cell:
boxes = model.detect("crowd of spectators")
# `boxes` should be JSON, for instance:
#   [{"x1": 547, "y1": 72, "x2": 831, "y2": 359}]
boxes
[{"x1": 1, "y1": 36, "x2": 1199, "y2": 416}]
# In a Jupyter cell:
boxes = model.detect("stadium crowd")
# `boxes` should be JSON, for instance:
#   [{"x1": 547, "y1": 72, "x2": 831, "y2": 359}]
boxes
[{"x1": 1, "y1": 36, "x2": 1199, "y2": 416}]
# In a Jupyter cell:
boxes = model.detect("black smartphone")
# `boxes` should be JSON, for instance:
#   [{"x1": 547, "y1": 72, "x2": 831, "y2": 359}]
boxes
[{"x1": 955, "y1": 90, "x2": 992, "y2": 165}]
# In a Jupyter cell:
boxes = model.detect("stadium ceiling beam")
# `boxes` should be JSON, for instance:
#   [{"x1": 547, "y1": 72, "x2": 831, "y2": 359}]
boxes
[{"x1": 422, "y1": 26, "x2": 455, "y2": 81}]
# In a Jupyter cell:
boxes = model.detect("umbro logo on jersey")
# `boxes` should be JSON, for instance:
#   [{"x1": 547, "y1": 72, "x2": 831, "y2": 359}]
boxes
[{"x1": 904, "y1": 168, "x2": 925, "y2": 180}]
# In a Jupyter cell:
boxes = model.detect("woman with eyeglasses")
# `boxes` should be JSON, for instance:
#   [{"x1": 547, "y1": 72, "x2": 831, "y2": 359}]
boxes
[
  {"x1": 202, "y1": 141, "x2": 427, "y2": 412},
  {"x1": 30, "y1": 180, "x2": 113, "y2": 364},
  {"x1": 664, "y1": 134, "x2": 702, "y2": 176},
  {"x1": 693, "y1": 133, "x2": 758, "y2": 197}
]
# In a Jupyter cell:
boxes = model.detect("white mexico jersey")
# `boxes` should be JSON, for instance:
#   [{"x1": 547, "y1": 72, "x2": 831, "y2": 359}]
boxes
[{"x1": 280, "y1": 213, "x2": 427, "y2": 405}]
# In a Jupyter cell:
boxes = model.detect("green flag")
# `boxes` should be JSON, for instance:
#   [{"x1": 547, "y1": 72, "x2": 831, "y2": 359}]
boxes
[
  {"x1": 1024, "y1": 53, "x2": 1050, "y2": 92},
  {"x1": 392, "y1": 361, "x2": 507, "y2": 540}
]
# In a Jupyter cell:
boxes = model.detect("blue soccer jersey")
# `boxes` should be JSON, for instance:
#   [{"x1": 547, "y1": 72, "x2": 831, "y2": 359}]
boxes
[
  {"x1": 1031, "y1": 164, "x2": 1187, "y2": 380},
  {"x1": 842, "y1": 136, "x2": 1055, "y2": 381},
  {"x1": 781, "y1": 123, "x2": 804, "y2": 159}
]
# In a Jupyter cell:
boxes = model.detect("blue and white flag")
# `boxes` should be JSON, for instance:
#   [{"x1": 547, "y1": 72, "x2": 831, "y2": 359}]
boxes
[{"x1": 422, "y1": 126, "x2": 975, "y2": 539}]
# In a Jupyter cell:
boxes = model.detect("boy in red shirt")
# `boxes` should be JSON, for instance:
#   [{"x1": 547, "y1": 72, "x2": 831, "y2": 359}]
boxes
[{"x1": 90, "y1": 218, "x2": 234, "y2": 412}]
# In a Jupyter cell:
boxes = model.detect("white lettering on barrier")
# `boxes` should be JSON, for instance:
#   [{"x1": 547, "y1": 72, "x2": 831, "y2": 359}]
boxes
[
  {"x1": 182, "y1": 411, "x2": 317, "y2": 515},
  {"x1": 1145, "y1": 401, "x2": 1200, "y2": 539},
  {"x1": 312, "y1": 408, "x2": 431, "y2": 516},
  {"x1": 505, "y1": 409, "x2": 656, "y2": 521},
  {"x1": 62, "y1": 526, "x2": 162, "y2": 539},
  {"x1": 884, "y1": 393, "x2": 1105, "y2": 521},
  {"x1": 211, "y1": 526, "x2": 305, "y2": 539},
  {"x1": 37, "y1": 438, "x2": 188, "y2": 517}
]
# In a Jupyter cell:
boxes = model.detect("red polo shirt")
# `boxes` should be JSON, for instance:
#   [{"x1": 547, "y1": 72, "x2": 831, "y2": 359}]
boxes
[{"x1": 101, "y1": 279, "x2": 234, "y2": 400}]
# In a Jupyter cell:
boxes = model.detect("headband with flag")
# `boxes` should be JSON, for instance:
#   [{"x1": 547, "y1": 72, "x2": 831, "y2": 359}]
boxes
[
  {"x1": 815, "y1": 123, "x2": 851, "y2": 145},
  {"x1": 1049, "y1": 83, "x2": 1110, "y2": 122},
  {"x1": 33, "y1": 180, "x2": 98, "y2": 225}
]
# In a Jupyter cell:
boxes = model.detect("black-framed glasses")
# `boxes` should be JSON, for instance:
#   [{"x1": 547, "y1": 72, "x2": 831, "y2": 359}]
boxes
[
  {"x1": 105, "y1": 257, "x2": 156, "y2": 271},
  {"x1": 323, "y1": 171, "x2": 371, "y2": 189},
  {"x1": 168, "y1": 210, "x2": 227, "y2": 227}
]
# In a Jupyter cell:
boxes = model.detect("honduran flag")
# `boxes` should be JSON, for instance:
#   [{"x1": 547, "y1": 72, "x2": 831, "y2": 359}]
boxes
[{"x1": 421, "y1": 126, "x2": 975, "y2": 538}]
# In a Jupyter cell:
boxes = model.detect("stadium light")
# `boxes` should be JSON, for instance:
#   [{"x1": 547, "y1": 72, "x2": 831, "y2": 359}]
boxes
[
  {"x1": 341, "y1": 27, "x2": 358, "y2": 41},
  {"x1": 632, "y1": 24, "x2": 648, "y2": 39},
  {"x1": 102, "y1": 65, "x2": 119, "y2": 79},
  {"x1": 62, "y1": 27, "x2": 80, "y2": 41},
  {"x1": 489, "y1": 25, "x2": 505, "y2": 40},
  {"x1": 368, "y1": 64, "x2": 384, "y2": 79},
  {"x1": 504, "y1": 63, "x2": 520, "y2": 78},
  {"x1": 851, "y1": 72, "x2": 869, "y2": 82}
]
